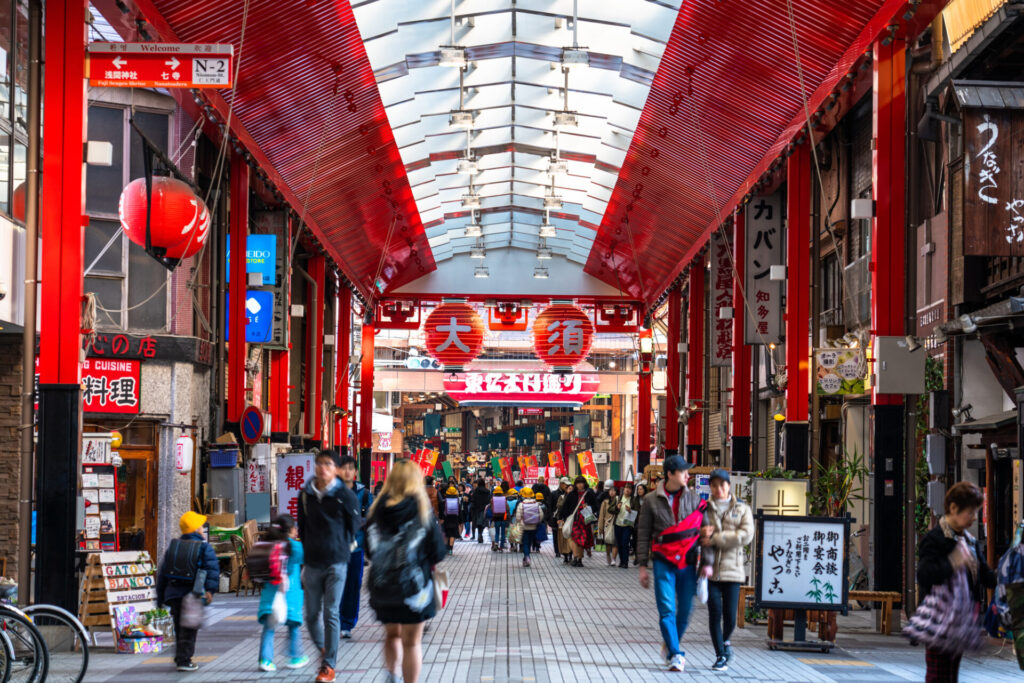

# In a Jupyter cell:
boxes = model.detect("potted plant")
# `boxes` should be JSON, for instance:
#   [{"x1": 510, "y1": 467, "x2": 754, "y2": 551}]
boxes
[
  {"x1": 141, "y1": 607, "x2": 174, "y2": 641},
  {"x1": 808, "y1": 448, "x2": 868, "y2": 518}
]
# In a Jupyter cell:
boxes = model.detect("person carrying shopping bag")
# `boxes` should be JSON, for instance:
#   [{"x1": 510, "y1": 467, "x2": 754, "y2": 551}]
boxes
[
  {"x1": 598, "y1": 484, "x2": 620, "y2": 566},
  {"x1": 255, "y1": 515, "x2": 308, "y2": 672},
  {"x1": 559, "y1": 476, "x2": 597, "y2": 567}
]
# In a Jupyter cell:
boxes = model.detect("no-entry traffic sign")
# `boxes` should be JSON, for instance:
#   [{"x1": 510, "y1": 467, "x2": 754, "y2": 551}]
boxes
[
  {"x1": 87, "y1": 43, "x2": 233, "y2": 89},
  {"x1": 240, "y1": 405, "x2": 264, "y2": 445}
]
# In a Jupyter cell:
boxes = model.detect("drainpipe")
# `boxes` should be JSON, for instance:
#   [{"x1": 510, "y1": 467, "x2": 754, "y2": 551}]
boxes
[{"x1": 17, "y1": 0, "x2": 41, "y2": 600}]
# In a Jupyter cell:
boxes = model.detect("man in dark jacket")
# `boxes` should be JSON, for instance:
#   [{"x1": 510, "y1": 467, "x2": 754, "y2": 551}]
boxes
[
  {"x1": 337, "y1": 454, "x2": 373, "y2": 640},
  {"x1": 156, "y1": 511, "x2": 220, "y2": 672},
  {"x1": 548, "y1": 477, "x2": 570, "y2": 559},
  {"x1": 297, "y1": 449, "x2": 361, "y2": 683},
  {"x1": 470, "y1": 478, "x2": 491, "y2": 543},
  {"x1": 635, "y1": 454, "x2": 711, "y2": 673}
]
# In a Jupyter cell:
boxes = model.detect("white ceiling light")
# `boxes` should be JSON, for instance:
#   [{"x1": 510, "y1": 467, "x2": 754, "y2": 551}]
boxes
[
  {"x1": 464, "y1": 222, "x2": 482, "y2": 237},
  {"x1": 543, "y1": 193, "x2": 563, "y2": 210},
  {"x1": 449, "y1": 110, "x2": 475, "y2": 130},
  {"x1": 539, "y1": 222, "x2": 557, "y2": 238},
  {"x1": 562, "y1": 48, "x2": 589, "y2": 68},
  {"x1": 462, "y1": 193, "x2": 481, "y2": 209},
  {"x1": 533, "y1": 266, "x2": 549, "y2": 279},
  {"x1": 457, "y1": 158, "x2": 478, "y2": 175},
  {"x1": 474, "y1": 265, "x2": 490, "y2": 278},
  {"x1": 537, "y1": 247, "x2": 553, "y2": 260},
  {"x1": 438, "y1": 46, "x2": 466, "y2": 67},
  {"x1": 548, "y1": 158, "x2": 568, "y2": 176},
  {"x1": 470, "y1": 245, "x2": 486, "y2": 259},
  {"x1": 553, "y1": 111, "x2": 578, "y2": 129}
]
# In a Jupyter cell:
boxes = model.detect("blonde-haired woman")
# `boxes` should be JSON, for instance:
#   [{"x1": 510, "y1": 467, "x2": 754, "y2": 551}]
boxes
[{"x1": 365, "y1": 459, "x2": 447, "y2": 683}]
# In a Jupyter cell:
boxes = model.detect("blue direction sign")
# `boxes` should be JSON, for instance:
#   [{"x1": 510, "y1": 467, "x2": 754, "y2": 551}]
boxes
[{"x1": 240, "y1": 405, "x2": 264, "y2": 444}]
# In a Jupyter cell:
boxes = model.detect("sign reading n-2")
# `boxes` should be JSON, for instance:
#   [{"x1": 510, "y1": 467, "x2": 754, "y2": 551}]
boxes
[{"x1": 88, "y1": 43, "x2": 233, "y2": 89}]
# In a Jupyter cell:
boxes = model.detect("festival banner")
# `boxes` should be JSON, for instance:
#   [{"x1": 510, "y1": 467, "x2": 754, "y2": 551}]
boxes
[
  {"x1": 419, "y1": 450, "x2": 438, "y2": 478},
  {"x1": 577, "y1": 450, "x2": 598, "y2": 482},
  {"x1": 499, "y1": 456, "x2": 514, "y2": 484},
  {"x1": 441, "y1": 460, "x2": 454, "y2": 480},
  {"x1": 491, "y1": 456, "x2": 502, "y2": 478},
  {"x1": 548, "y1": 450, "x2": 566, "y2": 477}
]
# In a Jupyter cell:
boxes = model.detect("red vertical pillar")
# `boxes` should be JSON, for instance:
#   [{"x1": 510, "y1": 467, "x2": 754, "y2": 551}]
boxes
[
  {"x1": 359, "y1": 318, "x2": 375, "y2": 484},
  {"x1": 304, "y1": 255, "x2": 326, "y2": 444},
  {"x1": 784, "y1": 144, "x2": 811, "y2": 471},
  {"x1": 665, "y1": 288, "x2": 682, "y2": 456},
  {"x1": 36, "y1": 0, "x2": 88, "y2": 610},
  {"x1": 685, "y1": 264, "x2": 705, "y2": 463},
  {"x1": 731, "y1": 209, "x2": 752, "y2": 470},
  {"x1": 871, "y1": 38, "x2": 907, "y2": 596},
  {"x1": 335, "y1": 290, "x2": 351, "y2": 449},
  {"x1": 637, "y1": 328, "x2": 653, "y2": 471},
  {"x1": 228, "y1": 154, "x2": 249, "y2": 423},
  {"x1": 269, "y1": 350, "x2": 289, "y2": 437}
]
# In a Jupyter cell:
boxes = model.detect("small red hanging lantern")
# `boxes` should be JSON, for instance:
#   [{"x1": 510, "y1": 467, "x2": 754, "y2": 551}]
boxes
[
  {"x1": 532, "y1": 304, "x2": 595, "y2": 370},
  {"x1": 423, "y1": 302, "x2": 486, "y2": 371},
  {"x1": 118, "y1": 176, "x2": 211, "y2": 266}
]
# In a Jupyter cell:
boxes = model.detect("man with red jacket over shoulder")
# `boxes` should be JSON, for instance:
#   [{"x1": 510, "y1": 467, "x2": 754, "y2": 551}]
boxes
[{"x1": 635, "y1": 454, "x2": 713, "y2": 673}]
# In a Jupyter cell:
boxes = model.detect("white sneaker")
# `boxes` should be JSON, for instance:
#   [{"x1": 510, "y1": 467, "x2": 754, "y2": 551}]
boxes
[
  {"x1": 668, "y1": 654, "x2": 685, "y2": 672},
  {"x1": 340, "y1": 630, "x2": 352, "y2": 639}
]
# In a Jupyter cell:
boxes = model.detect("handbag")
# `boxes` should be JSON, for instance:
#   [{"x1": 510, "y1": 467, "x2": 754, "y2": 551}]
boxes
[
  {"x1": 432, "y1": 568, "x2": 449, "y2": 609},
  {"x1": 581, "y1": 504, "x2": 597, "y2": 525},
  {"x1": 561, "y1": 494, "x2": 586, "y2": 537},
  {"x1": 903, "y1": 568, "x2": 985, "y2": 655},
  {"x1": 180, "y1": 592, "x2": 205, "y2": 630},
  {"x1": 623, "y1": 509, "x2": 639, "y2": 527},
  {"x1": 268, "y1": 588, "x2": 288, "y2": 627},
  {"x1": 697, "y1": 576, "x2": 709, "y2": 605}
]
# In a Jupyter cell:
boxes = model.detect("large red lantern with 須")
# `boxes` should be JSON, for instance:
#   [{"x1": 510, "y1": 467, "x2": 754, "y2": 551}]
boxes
[
  {"x1": 118, "y1": 176, "x2": 211, "y2": 266},
  {"x1": 423, "y1": 302, "x2": 486, "y2": 371},
  {"x1": 532, "y1": 304, "x2": 594, "y2": 370}
]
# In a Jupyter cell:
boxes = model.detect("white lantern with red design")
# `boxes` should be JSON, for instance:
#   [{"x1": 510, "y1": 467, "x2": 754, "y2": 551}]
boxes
[
  {"x1": 118, "y1": 176, "x2": 211, "y2": 264},
  {"x1": 175, "y1": 435, "x2": 194, "y2": 476},
  {"x1": 423, "y1": 302, "x2": 486, "y2": 372},
  {"x1": 532, "y1": 304, "x2": 595, "y2": 371}
]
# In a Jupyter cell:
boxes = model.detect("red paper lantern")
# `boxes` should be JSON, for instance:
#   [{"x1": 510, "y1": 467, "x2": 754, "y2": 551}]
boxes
[
  {"x1": 118, "y1": 176, "x2": 211, "y2": 260},
  {"x1": 532, "y1": 304, "x2": 594, "y2": 369},
  {"x1": 423, "y1": 302, "x2": 486, "y2": 371}
]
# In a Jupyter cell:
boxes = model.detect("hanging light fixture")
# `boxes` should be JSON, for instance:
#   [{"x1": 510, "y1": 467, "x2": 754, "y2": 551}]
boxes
[
  {"x1": 533, "y1": 266, "x2": 549, "y2": 279},
  {"x1": 539, "y1": 218, "x2": 557, "y2": 238},
  {"x1": 462, "y1": 191, "x2": 481, "y2": 209},
  {"x1": 449, "y1": 110, "x2": 475, "y2": 130},
  {"x1": 537, "y1": 245, "x2": 553, "y2": 260},
  {"x1": 464, "y1": 221, "x2": 482, "y2": 237},
  {"x1": 548, "y1": 157, "x2": 568, "y2": 176},
  {"x1": 438, "y1": 46, "x2": 466, "y2": 67},
  {"x1": 457, "y1": 157, "x2": 478, "y2": 175},
  {"x1": 474, "y1": 265, "x2": 490, "y2": 278},
  {"x1": 543, "y1": 193, "x2": 562, "y2": 210},
  {"x1": 470, "y1": 241, "x2": 486, "y2": 259}
]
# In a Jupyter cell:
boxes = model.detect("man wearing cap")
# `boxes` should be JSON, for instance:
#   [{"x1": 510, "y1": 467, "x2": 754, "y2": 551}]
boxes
[
  {"x1": 156, "y1": 511, "x2": 221, "y2": 672},
  {"x1": 635, "y1": 454, "x2": 711, "y2": 673}
]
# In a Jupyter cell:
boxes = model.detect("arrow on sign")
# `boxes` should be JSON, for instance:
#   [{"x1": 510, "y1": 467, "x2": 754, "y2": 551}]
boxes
[
  {"x1": 165, "y1": 57, "x2": 180, "y2": 70},
  {"x1": 112, "y1": 56, "x2": 127, "y2": 68}
]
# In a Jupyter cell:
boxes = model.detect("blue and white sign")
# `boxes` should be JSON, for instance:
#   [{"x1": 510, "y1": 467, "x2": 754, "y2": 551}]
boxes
[
  {"x1": 227, "y1": 234, "x2": 278, "y2": 285},
  {"x1": 226, "y1": 290, "x2": 275, "y2": 343}
]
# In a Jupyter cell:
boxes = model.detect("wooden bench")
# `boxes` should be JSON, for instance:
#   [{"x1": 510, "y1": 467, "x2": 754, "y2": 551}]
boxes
[{"x1": 736, "y1": 586, "x2": 902, "y2": 635}]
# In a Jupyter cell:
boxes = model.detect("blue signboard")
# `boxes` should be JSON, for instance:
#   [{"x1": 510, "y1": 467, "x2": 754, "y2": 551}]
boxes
[
  {"x1": 226, "y1": 290, "x2": 275, "y2": 343},
  {"x1": 227, "y1": 234, "x2": 278, "y2": 285}
]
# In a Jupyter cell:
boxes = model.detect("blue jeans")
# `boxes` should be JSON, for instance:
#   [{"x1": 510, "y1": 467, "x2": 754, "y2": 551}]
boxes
[
  {"x1": 522, "y1": 530, "x2": 536, "y2": 560},
  {"x1": 493, "y1": 521, "x2": 507, "y2": 545},
  {"x1": 303, "y1": 562, "x2": 347, "y2": 668},
  {"x1": 339, "y1": 550, "x2": 364, "y2": 632},
  {"x1": 259, "y1": 621, "x2": 301, "y2": 662},
  {"x1": 614, "y1": 525, "x2": 633, "y2": 568},
  {"x1": 652, "y1": 559, "x2": 697, "y2": 658},
  {"x1": 707, "y1": 581, "x2": 740, "y2": 657}
]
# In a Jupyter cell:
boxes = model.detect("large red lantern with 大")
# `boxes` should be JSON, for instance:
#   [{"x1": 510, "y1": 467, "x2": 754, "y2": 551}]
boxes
[
  {"x1": 118, "y1": 176, "x2": 211, "y2": 267},
  {"x1": 532, "y1": 304, "x2": 594, "y2": 370},
  {"x1": 423, "y1": 302, "x2": 486, "y2": 371}
]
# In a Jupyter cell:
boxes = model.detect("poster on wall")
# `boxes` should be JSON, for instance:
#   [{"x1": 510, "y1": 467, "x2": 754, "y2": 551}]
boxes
[
  {"x1": 276, "y1": 452, "x2": 316, "y2": 521},
  {"x1": 710, "y1": 232, "x2": 734, "y2": 366},
  {"x1": 754, "y1": 514, "x2": 850, "y2": 611},
  {"x1": 744, "y1": 192, "x2": 784, "y2": 345}
]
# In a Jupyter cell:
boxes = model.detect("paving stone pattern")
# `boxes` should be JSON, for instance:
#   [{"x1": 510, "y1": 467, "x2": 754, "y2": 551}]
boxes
[{"x1": 85, "y1": 538, "x2": 1020, "y2": 682}]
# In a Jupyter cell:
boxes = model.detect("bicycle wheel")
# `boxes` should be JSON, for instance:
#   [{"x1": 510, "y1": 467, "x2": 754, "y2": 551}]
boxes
[
  {"x1": 0, "y1": 627, "x2": 16, "y2": 683},
  {"x1": 21, "y1": 605, "x2": 88, "y2": 683},
  {"x1": 0, "y1": 607, "x2": 47, "y2": 683}
]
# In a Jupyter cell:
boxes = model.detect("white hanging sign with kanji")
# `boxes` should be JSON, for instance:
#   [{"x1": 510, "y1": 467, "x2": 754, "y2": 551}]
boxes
[
  {"x1": 710, "y1": 233, "x2": 733, "y2": 366},
  {"x1": 276, "y1": 453, "x2": 315, "y2": 521},
  {"x1": 744, "y1": 192, "x2": 784, "y2": 345}
]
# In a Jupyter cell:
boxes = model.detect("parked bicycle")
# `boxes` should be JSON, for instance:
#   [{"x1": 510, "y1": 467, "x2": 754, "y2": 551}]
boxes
[{"x1": 0, "y1": 583, "x2": 90, "y2": 683}]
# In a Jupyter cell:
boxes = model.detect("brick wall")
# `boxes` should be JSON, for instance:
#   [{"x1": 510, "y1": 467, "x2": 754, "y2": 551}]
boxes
[{"x1": 0, "y1": 336, "x2": 23, "y2": 578}]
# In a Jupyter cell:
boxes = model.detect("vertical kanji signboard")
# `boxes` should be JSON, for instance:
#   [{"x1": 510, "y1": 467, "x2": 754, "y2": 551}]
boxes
[
  {"x1": 744, "y1": 192, "x2": 784, "y2": 345},
  {"x1": 710, "y1": 233, "x2": 733, "y2": 366},
  {"x1": 754, "y1": 514, "x2": 850, "y2": 612},
  {"x1": 276, "y1": 453, "x2": 315, "y2": 521}
]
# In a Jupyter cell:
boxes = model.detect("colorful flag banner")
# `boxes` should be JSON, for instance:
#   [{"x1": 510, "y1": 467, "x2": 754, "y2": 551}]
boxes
[{"x1": 548, "y1": 451, "x2": 566, "y2": 477}]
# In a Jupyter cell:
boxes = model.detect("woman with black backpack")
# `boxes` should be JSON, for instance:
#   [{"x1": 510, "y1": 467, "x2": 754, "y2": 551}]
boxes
[{"x1": 365, "y1": 459, "x2": 447, "y2": 683}]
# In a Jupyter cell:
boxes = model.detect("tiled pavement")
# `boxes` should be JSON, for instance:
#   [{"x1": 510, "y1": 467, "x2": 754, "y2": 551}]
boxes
[{"x1": 84, "y1": 538, "x2": 1020, "y2": 682}]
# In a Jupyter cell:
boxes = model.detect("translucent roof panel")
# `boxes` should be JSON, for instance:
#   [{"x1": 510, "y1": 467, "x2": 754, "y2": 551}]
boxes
[{"x1": 352, "y1": 0, "x2": 682, "y2": 271}]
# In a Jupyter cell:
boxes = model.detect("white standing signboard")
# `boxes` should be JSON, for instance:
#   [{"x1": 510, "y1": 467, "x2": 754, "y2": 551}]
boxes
[
  {"x1": 276, "y1": 453, "x2": 316, "y2": 520},
  {"x1": 755, "y1": 515, "x2": 849, "y2": 611},
  {"x1": 744, "y1": 192, "x2": 784, "y2": 345}
]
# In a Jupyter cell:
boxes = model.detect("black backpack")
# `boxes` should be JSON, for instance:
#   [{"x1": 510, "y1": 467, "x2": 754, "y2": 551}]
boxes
[
  {"x1": 367, "y1": 518, "x2": 431, "y2": 611},
  {"x1": 163, "y1": 538, "x2": 203, "y2": 582},
  {"x1": 247, "y1": 541, "x2": 288, "y2": 584}
]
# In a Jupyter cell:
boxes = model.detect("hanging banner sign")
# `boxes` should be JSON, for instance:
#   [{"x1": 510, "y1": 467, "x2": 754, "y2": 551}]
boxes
[
  {"x1": 548, "y1": 450, "x2": 567, "y2": 477},
  {"x1": 498, "y1": 456, "x2": 514, "y2": 484},
  {"x1": 577, "y1": 450, "x2": 598, "y2": 482},
  {"x1": 276, "y1": 453, "x2": 315, "y2": 521},
  {"x1": 491, "y1": 456, "x2": 503, "y2": 478},
  {"x1": 88, "y1": 43, "x2": 233, "y2": 89},
  {"x1": 419, "y1": 449, "x2": 439, "y2": 478},
  {"x1": 744, "y1": 192, "x2": 784, "y2": 345},
  {"x1": 443, "y1": 372, "x2": 599, "y2": 407},
  {"x1": 815, "y1": 348, "x2": 867, "y2": 395},
  {"x1": 754, "y1": 514, "x2": 850, "y2": 611},
  {"x1": 710, "y1": 233, "x2": 734, "y2": 366}
]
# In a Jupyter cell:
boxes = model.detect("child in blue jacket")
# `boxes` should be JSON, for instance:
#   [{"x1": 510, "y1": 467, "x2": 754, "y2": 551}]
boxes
[{"x1": 257, "y1": 514, "x2": 307, "y2": 672}]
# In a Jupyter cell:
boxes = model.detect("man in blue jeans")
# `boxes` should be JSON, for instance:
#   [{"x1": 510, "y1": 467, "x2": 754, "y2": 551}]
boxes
[
  {"x1": 337, "y1": 454, "x2": 372, "y2": 639},
  {"x1": 297, "y1": 450, "x2": 361, "y2": 683},
  {"x1": 635, "y1": 455, "x2": 712, "y2": 673}
]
